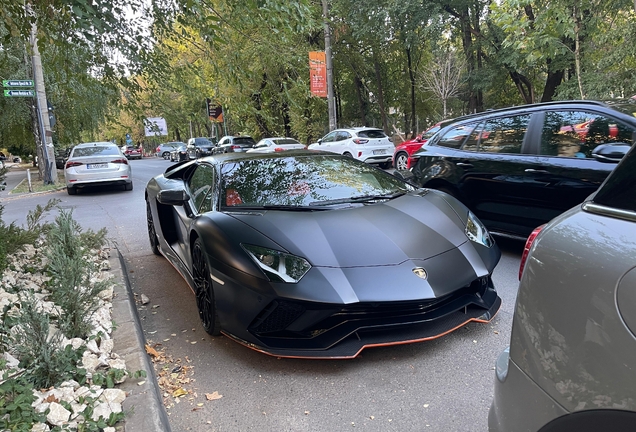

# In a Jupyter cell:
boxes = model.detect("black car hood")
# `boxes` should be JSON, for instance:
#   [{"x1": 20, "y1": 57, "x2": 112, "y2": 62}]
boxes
[{"x1": 228, "y1": 192, "x2": 469, "y2": 267}]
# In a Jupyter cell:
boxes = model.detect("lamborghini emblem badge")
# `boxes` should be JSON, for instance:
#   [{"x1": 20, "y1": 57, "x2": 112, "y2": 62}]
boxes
[{"x1": 412, "y1": 267, "x2": 428, "y2": 280}]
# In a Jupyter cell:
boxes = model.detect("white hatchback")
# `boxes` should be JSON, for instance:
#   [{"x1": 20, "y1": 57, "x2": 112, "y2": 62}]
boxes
[
  {"x1": 308, "y1": 127, "x2": 394, "y2": 168},
  {"x1": 64, "y1": 142, "x2": 133, "y2": 195}
]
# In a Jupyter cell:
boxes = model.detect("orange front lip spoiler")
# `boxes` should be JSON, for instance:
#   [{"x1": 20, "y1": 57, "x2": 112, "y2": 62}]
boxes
[{"x1": 221, "y1": 310, "x2": 499, "y2": 360}]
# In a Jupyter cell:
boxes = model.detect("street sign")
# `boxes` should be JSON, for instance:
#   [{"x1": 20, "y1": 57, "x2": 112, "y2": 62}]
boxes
[
  {"x1": 3, "y1": 80, "x2": 34, "y2": 87},
  {"x1": 4, "y1": 89, "x2": 35, "y2": 97}
]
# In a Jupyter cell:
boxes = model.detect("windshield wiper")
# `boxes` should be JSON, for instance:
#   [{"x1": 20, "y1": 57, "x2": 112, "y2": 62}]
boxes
[{"x1": 311, "y1": 191, "x2": 406, "y2": 206}]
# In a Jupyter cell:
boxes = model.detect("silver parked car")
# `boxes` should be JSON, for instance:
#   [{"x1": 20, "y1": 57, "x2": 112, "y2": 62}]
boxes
[
  {"x1": 489, "y1": 139, "x2": 636, "y2": 430},
  {"x1": 64, "y1": 142, "x2": 133, "y2": 195}
]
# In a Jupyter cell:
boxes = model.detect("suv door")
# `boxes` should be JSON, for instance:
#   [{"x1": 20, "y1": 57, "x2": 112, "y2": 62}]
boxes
[
  {"x1": 333, "y1": 131, "x2": 353, "y2": 156},
  {"x1": 532, "y1": 109, "x2": 636, "y2": 217},
  {"x1": 318, "y1": 131, "x2": 338, "y2": 153},
  {"x1": 443, "y1": 113, "x2": 549, "y2": 237}
]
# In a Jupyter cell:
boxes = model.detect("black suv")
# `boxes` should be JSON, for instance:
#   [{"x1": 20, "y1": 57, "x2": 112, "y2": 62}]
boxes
[
  {"x1": 187, "y1": 137, "x2": 218, "y2": 159},
  {"x1": 404, "y1": 100, "x2": 636, "y2": 239}
]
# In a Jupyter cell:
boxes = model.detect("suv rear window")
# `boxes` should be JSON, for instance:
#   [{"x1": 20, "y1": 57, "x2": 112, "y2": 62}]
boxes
[
  {"x1": 358, "y1": 129, "x2": 387, "y2": 139},
  {"x1": 234, "y1": 137, "x2": 256, "y2": 145}
]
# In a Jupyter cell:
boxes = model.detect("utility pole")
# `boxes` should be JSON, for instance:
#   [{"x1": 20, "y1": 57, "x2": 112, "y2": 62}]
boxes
[
  {"x1": 29, "y1": 14, "x2": 57, "y2": 183},
  {"x1": 321, "y1": 0, "x2": 336, "y2": 131}
]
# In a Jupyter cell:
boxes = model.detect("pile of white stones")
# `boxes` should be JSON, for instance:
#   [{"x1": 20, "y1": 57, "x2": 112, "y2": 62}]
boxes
[{"x1": 0, "y1": 243, "x2": 128, "y2": 431}]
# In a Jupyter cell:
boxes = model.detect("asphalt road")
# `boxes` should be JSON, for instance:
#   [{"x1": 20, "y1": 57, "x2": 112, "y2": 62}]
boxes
[{"x1": 1, "y1": 158, "x2": 524, "y2": 432}]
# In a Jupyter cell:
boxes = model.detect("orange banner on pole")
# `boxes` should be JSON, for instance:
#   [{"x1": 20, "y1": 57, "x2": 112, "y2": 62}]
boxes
[{"x1": 309, "y1": 51, "x2": 327, "y2": 98}]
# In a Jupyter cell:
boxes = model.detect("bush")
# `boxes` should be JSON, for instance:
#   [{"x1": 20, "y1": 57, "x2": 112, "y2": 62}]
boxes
[{"x1": 45, "y1": 209, "x2": 109, "y2": 339}]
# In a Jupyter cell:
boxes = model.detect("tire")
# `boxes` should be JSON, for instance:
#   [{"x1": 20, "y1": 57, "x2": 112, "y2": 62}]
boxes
[
  {"x1": 146, "y1": 201, "x2": 161, "y2": 256},
  {"x1": 125, "y1": 182, "x2": 133, "y2": 191},
  {"x1": 192, "y1": 238, "x2": 221, "y2": 336},
  {"x1": 67, "y1": 186, "x2": 77, "y2": 195},
  {"x1": 343, "y1": 152, "x2": 353, "y2": 158},
  {"x1": 162, "y1": 152, "x2": 170, "y2": 159},
  {"x1": 394, "y1": 152, "x2": 409, "y2": 170}
]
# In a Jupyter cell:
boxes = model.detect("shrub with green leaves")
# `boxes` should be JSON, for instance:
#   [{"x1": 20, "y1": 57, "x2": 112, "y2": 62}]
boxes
[
  {"x1": 11, "y1": 294, "x2": 86, "y2": 389},
  {"x1": 45, "y1": 209, "x2": 109, "y2": 339},
  {"x1": 0, "y1": 199, "x2": 60, "y2": 277}
]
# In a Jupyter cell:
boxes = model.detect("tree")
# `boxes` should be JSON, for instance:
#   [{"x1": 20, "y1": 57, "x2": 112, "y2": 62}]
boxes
[{"x1": 420, "y1": 49, "x2": 466, "y2": 117}]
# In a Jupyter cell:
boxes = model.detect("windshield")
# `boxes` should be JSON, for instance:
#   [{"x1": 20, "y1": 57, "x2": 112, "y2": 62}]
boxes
[
  {"x1": 607, "y1": 101, "x2": 636, "y2": 118},
  {"x1": 220, "y1": 155, "x2": 412, "y2": 208}
]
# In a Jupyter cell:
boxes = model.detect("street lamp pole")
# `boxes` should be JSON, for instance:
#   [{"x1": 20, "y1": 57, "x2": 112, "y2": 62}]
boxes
[{"x1": 321, "y1": 0, "x2": 336, "y2": 131}]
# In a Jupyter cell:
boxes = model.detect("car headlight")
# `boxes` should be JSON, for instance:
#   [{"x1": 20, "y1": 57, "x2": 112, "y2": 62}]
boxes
[
  {"x1": 465, "y1": 211, "x2": 494, "y2": 248},
  {"x1": 242, "y1": 244, "x2": 311, "y2": 283}
]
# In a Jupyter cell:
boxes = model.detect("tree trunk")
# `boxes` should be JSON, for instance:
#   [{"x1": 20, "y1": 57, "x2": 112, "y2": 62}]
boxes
[
  {"x1": 354, "y1": 74, "x2": 368, "y2": 126},
  {"x1": 406, "y1": 47, "x2": 416, "y2": 135},
  {"x1": 509, "y1": 71, "x2": 534, "y2": 104},
  {"x1": 373, "y1": 52, "x2": 389, "y2": 133},
  {"x1": 541, "y1": 67, "x2": 564, "y2": 102}
]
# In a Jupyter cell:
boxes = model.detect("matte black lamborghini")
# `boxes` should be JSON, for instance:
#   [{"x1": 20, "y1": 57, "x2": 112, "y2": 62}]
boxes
[{"x1": 145, "y1": 150, "x2": 501, "y2": 359}]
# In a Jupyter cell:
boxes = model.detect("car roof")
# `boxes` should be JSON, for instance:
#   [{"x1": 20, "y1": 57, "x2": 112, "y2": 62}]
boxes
[{"x1": 74, "y1": 142, "x2": 117, "y2": 147}]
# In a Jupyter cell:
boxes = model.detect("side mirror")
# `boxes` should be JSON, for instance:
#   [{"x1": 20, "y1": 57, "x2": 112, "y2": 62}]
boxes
[
  {"x1": 317, "y1": 139, "x2": 322, "y2": 145},
  {"x1": 157, "y1": 188, "x2": 189, "y2": 206},
  {"x1": 393, "y1": 169, "x2": 418, "y2": 186},
  {"x1": 592, "y1": 143, "x2": 630, "y2": 163}
]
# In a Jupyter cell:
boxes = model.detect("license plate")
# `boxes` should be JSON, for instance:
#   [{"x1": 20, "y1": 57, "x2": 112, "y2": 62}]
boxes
[
  {"x1": 87, "y1": 163, "x2": 108, "y2": 169},
  {"x1": 373, "y1": 149, "x2": 385, "y2": 155}
]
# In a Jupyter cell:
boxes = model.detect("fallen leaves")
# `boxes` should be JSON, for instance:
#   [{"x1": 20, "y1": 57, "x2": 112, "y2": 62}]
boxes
[{"x1": 205, "y1": 391, "x2": 223, "y2": 401}]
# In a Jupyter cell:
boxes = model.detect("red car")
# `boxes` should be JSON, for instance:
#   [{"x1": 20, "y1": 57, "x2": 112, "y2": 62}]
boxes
[
  {"x1": 392, "y1": 122, "x2": 444, "y2": 170},
  {"x1": 122, "y1": 145, "x2": 142, "y2": 160}
]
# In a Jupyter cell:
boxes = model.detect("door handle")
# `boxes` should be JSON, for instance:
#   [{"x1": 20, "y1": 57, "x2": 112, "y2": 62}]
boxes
[
  {"x1": 456, "y1": 162, "x2": 473, "y2": 168},
  {"x1": 525, "y1": 169, "x2": 550, "y2": 174}
]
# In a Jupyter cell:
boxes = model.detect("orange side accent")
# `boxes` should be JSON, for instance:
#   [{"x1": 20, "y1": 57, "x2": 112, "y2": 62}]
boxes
[{"x1": 221, "y1": 307, "x2": 501, "y2": 360}]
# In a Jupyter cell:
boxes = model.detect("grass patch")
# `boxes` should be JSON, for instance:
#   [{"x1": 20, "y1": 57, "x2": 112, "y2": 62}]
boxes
[{"x1": 10, "y1": 170, "x2": 66, "y2": 194}]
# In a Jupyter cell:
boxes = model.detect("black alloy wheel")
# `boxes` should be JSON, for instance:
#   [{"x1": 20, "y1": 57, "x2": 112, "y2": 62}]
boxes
[
  {"x1": 146, "y1": 201, "x2": 161, "y2": 256},
  {"x1": 192, "y1": 238, "x2": 221, "y2": 336},
  {"x1": 395, "y1": 152, "x2": 408, "y2": 170},
  {"x1": 343, "y1": 152, "x2": 353, "y2": 158}
]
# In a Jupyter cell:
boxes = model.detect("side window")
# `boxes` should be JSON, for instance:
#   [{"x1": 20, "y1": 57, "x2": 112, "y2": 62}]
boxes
[
  {"x1": 187, "y1": 164, "x2": 216, "y2": 213},
  {"x1": 541, "y1": 111, "x2": 635, "y2": 158},
  {"x1": 335, "y1": 131, "x2": 351, "y2": 141},
  {"x1": 478, "y1": 115, "x2": 530, "y2": 154},
  {"x1": 460, "y1": 122, "x2": 485, "y2": 152},
  {"x1": 437, "y1": 123, "x2": 478, "y2": 149},
  {"x1": 321, "y1": 131, "x2": 337, "y2": 143}
]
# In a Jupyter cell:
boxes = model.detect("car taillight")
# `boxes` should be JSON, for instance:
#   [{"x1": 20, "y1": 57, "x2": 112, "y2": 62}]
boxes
[
  {"x1": 65, "y1": 161, "x2": 82, "y2": 168},
  {"x1": 112, "y1": 158, "x2": 129, "y2": 164},
  {"x1": 353, "y1": 138, "x2": 369, "y2": 144},
  {"x1": 274, "y1": 147, "x2": 285, "y2": 152},
  {"x1": 156, "y1": 147, "x2": 160, "y2": 152},
  {"x1": 519, "y1": 225, "x2": 545, "y2": 280},
  {"x1": 231, "y1": 145, "x2": 241, "y2": 149}
]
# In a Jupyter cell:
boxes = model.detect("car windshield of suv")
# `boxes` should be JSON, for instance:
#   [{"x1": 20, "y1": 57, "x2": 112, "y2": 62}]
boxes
[
  {"x1": 357, "y1": 129, "x2": 387, "y2": 139},
  {"x1": 220, "y1": 155, "x2": 412, "y2": 208},
  {"x1": 195, "y1": 138, "x2": 213, "y2": 146}
]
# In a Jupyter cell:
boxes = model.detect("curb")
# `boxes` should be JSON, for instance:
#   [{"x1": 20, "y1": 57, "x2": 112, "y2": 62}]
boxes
[{"x1": 110, "y1": 248, "x2": 172, "y2": 432}]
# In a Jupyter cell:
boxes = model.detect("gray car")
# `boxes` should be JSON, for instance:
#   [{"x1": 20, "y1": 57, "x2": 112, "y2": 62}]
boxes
[{"x1": 489, "y1": 136, "x2": 636, "y2": 430}]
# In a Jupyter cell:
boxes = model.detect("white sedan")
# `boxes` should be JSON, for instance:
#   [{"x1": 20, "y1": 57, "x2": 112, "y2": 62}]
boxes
[
  {"x1": 64, "y1": 142, "x2": 133, "y2": 195},
  {"x1": 246, "y1": 137, "x2": 306, "y2": 153}
]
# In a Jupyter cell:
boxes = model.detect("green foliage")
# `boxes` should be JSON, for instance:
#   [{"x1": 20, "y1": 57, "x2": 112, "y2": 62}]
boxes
[
  {"x1": 92, "y1": 368, "x2": 127, "y2": 389},
  {"x1": 12, "y1": 294, "x2": 87, "y2": 389},
  {"x1": 45, "y1": 209, "x2": 109, "y2": 339},
  {"x1": 0, "y1": 199, "x2": 59, "y2": 277},
  {"x1": 0, "y1": 373, "x2": 45, "y2": 431}
]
